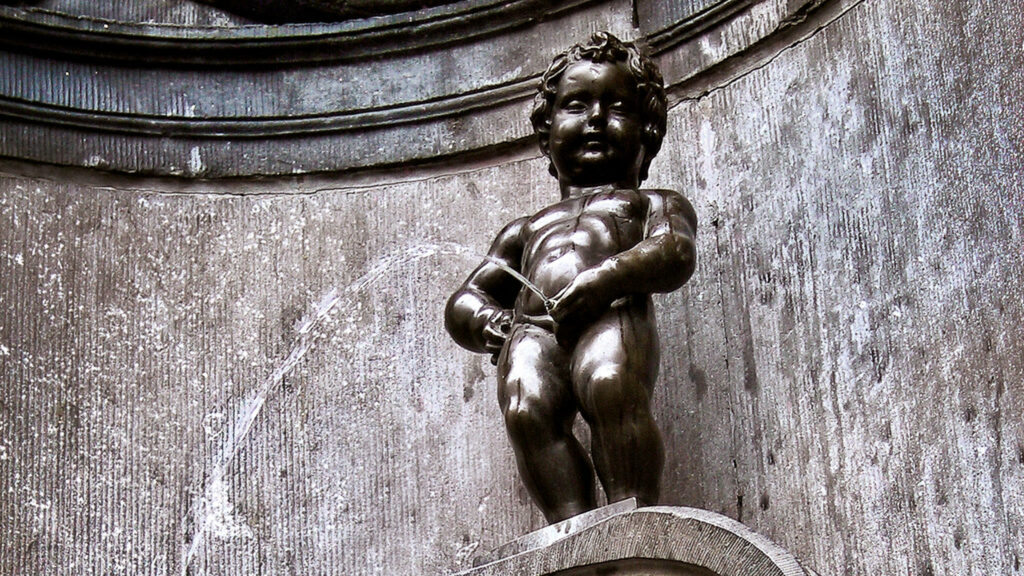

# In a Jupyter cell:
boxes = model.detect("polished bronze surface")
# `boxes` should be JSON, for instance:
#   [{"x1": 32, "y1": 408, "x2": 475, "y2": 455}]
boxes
[{"x1": 446, "y1": 32, "x2": 697, "y2": 524}]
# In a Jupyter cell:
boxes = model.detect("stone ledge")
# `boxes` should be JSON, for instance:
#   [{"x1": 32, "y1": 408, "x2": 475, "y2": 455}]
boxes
[{"x1": 456, "y1": 505, "x2": 820, "y2": 576}]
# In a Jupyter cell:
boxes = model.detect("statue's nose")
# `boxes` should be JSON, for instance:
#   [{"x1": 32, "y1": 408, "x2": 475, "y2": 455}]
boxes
[{"x1": 586, "y1": 103, "x2": 607, "y2": 126}]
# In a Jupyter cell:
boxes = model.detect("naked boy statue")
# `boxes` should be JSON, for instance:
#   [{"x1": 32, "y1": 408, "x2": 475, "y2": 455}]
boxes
[{"x1": 445, "y1": 32, "x2": 697, "y2": 524}]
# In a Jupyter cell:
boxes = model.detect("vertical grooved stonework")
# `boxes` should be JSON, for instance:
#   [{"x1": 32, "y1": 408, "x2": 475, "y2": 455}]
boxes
[{"x1": 0, "y1": 0, "x2": 1021, "y2": 573}]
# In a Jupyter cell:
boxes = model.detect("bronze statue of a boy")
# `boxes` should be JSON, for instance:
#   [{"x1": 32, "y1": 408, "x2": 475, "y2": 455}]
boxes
[{"x1": 445, "y1": 32, "x2": 697, "y2": 524}]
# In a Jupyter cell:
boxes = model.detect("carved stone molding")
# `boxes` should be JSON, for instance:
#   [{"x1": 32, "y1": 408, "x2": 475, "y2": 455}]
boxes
[
  {"x1": 0, "y1": 0, "x2": 835, "y2": 177},
  {"x1": 194, "y1": 0, "x2": 471, "y2": 24},
  {"x1": 455, "y1": 506, "x2": 820, "y2": 576},
  {"x1": 0, "y1": 1, "x2": 599, "y2": 65}
]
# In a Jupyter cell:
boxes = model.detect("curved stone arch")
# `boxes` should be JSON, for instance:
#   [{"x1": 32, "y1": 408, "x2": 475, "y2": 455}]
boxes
[
  {"x1": 0, "y1": 0, "x2": 847, "y2": 177},
  {"x1": 458, "y1": 507, "x2": 820, "y2": 576}
]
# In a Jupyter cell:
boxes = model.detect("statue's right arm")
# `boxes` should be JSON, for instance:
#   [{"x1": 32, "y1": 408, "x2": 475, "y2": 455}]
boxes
[{"x1": 444, "y1": 218, "x2": 526, "y2": 355}]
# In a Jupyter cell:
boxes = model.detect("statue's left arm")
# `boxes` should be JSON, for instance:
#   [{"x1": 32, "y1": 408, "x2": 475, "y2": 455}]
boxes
[{"x1": 549, "y1": 190, "x2": 697, "y2": 326}]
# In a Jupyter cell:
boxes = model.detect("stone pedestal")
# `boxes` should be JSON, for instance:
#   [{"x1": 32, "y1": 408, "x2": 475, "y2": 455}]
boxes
[{"x1": 458, "y1": 503, "x2": 819, "y2": 576}]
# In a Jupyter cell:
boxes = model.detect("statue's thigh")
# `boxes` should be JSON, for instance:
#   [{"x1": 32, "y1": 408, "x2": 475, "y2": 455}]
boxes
[
  {"x1": 570, "y1": 306, "x2": 659, "y2": 412},
  {"x1": 496, "y1": 324, "x2": 573, "y2": 418}
]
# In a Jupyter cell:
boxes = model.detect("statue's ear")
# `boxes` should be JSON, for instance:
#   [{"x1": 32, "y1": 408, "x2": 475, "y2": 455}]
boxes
[{"x1": 539, "y1": 131, "x2": 558, "y2": 178}]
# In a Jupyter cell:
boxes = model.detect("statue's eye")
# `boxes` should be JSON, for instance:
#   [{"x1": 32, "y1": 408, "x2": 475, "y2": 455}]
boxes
[
  {"x1": 609, "y1": 101, "x2": 631, "y2": 114},
  {"x1": 561, "y1": 99, "x2": 587, "y2": 112}
]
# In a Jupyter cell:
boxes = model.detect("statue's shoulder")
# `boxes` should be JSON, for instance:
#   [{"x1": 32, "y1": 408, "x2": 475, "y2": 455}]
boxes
[
  {"x1": 639, "y1": 188, "x2": 697, "y2": 229},
  {"x1": 638, "y1": 187, "x2": 687, "y2": 202},
  {"x1": 489, "y1": 215, "x2": 531, "y2": 249}
]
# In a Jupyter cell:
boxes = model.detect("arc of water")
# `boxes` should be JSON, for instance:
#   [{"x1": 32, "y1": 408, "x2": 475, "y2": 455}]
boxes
[{"x1": 482, "y1": 255, "x2": 552, "y2": 309}]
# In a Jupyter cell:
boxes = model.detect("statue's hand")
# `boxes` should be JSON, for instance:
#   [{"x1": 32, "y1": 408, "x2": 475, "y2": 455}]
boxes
[
  {"x1": 482, "y1": 308, "x2": 513, "y2": 365},
  {"x1": 548, "y1": 268, "x2": 615, "y2": 346}
]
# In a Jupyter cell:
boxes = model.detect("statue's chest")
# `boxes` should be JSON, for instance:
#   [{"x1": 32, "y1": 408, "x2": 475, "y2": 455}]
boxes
[
  {"x1": 529, "y1": 192, "x2": 646, "y2": 232},
  {"x1": 524, "y1": 192, "x2": 647, "y2": 255}
]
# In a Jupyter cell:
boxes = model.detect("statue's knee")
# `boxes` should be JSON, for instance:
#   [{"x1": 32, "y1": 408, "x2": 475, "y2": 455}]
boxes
[{"x1": 502, "y1": 390, "x2": 554, "y2": 440}]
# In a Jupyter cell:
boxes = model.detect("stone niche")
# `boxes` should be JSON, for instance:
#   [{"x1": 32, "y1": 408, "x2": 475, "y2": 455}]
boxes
[
  {"x1": 1, "y1": 0, "x2": 1021, "y2": 575},
  {"x1": 0, "y1": 0, "x2": 825, "y2": 177}
]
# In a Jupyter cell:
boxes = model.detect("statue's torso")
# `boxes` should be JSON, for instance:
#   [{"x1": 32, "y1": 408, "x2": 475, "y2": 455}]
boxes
[{"x1": 516, "y1": 188, "x2": 649, "y2": 316}]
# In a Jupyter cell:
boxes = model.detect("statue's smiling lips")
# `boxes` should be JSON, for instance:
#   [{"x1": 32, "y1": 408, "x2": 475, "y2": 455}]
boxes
[{"x1": 581, "y1": 132, "x2": 606, "y2": 151}]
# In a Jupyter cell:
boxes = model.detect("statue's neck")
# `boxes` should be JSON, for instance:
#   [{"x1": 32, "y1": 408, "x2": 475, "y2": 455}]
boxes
[{"x1": 560, "y1": 179, "x2": 638, "y2": 199}]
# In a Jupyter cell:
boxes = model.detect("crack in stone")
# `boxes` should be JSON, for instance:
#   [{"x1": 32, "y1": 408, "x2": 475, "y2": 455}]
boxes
[{"x1": 670, "y1": 0, "x2": 869, "y2": 106}]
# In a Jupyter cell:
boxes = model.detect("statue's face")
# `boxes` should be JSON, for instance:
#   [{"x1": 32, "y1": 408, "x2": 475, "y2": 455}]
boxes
[{"x1": 548, "y1": 60, "x2": 644, "y2": 188}]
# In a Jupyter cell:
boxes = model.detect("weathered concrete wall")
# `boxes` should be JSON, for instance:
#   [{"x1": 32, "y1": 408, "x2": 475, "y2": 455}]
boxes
[
  {"x1": 648, "y1": 0, "x2": 1024, "y2": 573},
  {"x1": 0, "y1": 0, "x2": 1021, "y2": 575}
]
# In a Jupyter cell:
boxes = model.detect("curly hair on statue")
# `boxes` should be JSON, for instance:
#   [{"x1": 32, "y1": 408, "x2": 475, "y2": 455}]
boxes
[{"x1": 530, "y1": 31, "x2": 668, "y2": 183}]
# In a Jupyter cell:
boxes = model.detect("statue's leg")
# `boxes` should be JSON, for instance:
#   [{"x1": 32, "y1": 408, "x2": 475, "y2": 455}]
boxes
[
  {"x1": 571, "y1": 300, "x2": 663, "y2": 506},
  {"x1": 497, "y1": 323, "x2": 596, "y2": 523}
]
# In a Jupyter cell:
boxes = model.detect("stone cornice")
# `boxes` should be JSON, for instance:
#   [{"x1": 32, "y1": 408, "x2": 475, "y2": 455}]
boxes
[
  {"x1": 0, "y1": 0, "x2": 836, "y2": 177},
  {"x1": 0, "y1": 0, "x2": 595, "y2": 65}
]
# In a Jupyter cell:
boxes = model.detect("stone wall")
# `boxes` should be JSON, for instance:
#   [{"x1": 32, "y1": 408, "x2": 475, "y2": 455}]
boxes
[
  {"x1": 654, "y1": 0, "x2": 1024, "y2": 573},
  {"x1": 0, "y1": 0, "x2": 1021, "y2": 574}
]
